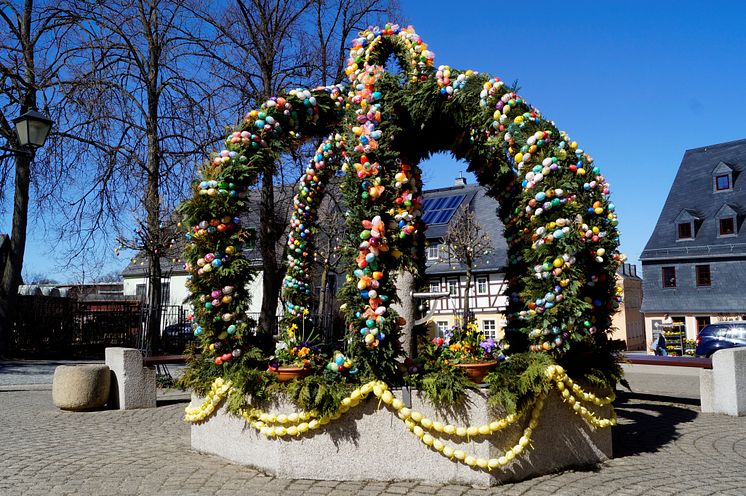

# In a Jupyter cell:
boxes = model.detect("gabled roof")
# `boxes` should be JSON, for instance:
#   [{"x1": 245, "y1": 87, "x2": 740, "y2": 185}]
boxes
[
  {"x1": 712, "y1": 160, "x2": 735, "y2": 175},
  {"x1": 715, "y1": 203, "x2": 742, "y2": 219},
  {"x1": 424, "y1": 183, "x2": 508, "y2": 275},
  {"x1": 123, "y1": 181, "x2": 509, "y2": 278},
  {"x1": 641, "y1": 137, "x2": 746, "y2": 261},
  {"x1": 673, "y1": 208, "x2": 702, "y2": 223}
]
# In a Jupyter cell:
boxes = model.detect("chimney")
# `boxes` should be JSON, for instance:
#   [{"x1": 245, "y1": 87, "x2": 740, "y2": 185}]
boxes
[{"x1": 454, "y1": 172, "x2": 467, "y2": 187}]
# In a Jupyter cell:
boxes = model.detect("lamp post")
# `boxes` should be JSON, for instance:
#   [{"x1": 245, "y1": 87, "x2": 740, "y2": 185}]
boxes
[
  {"x1": 0, "y1": 109, "x2": 54, "y2": 159},
  {"x1": 0, "y1": 109, "x2": 54, "y2": 355}
]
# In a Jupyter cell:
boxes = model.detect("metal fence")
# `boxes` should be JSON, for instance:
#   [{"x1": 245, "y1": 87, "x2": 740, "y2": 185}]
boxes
[
  {"x1": 10, "y1": 296, "x2": 142, "y2": 358},
  {"x1": 10, "y1": 296, "x2": 342, "y2": 358}
]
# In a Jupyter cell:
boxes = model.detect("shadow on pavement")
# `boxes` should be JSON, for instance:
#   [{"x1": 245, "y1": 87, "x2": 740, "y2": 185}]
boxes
[{"x1": 612, "y1": 392, "x2": 699, "y2": 458}]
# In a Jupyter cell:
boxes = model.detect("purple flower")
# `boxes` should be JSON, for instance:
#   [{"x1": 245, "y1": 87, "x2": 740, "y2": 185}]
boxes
[{"x1": 479, "y1": 338, "x2": 497, "y2": 355}]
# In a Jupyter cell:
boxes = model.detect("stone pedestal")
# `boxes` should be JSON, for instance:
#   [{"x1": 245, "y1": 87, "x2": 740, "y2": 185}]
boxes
[
  {"x1": 53, "y1": 364, "x2": 111, "y2": 411},
  {"x1": 700, "y1": 347, "x2": 746, "y2": 416},
  {"x1": 105, "y1": 347, "x2": 157, "y2": 409},
  {"x1": 191, "y1": 388, "x2": 612, "y2": 486}
]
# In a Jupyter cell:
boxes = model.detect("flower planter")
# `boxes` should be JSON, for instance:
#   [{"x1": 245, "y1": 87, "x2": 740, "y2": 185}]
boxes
[
  {"x1": 454, "y1": 361, "x2": 497, "y2": 384},
  {"x1": 268, "y1": 366, "x2": 311, "y2": 382},
  {"x1": 190, "y1": 387, "x2": 612, "y2": 486}
]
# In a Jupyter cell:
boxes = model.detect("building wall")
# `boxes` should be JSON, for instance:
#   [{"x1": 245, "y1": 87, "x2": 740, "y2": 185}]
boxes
[
  {"x1": 610, "y1": 274, "x2": 645, "y2": 351},
  {"x1": 124, "y1": 271, "x2": 267, "y2": 316},
  {"x1": 641, "y1": 258, "x2": 746, "y2": 314},
  {"x1": 426, "y1": 273, "x2": 508, "y2": 340}
]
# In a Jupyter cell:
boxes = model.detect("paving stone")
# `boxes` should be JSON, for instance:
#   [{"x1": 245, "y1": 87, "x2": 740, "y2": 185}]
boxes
[{"x1": 1, "y1": 388, "x2": 746, "y2": 495}]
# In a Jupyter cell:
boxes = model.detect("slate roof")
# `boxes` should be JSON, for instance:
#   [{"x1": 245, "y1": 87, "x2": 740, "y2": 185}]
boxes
[
  {"x1": 641, "y1": 137, "x2": 746, "y2": 261},
  {"x1": 423, "y1": 183, "x2": 508, "y2": 275},
  {"x1": 640, "y1": 137, "x2": 746, "y2": 314},
  {"x1": 123, "y1": 181, "x2": 508, "y2": 277}
]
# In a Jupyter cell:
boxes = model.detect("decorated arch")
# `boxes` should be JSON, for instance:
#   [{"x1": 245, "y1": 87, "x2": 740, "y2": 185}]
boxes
[
  {"x1": 179, "y1": 23, "x2": 624, "y2": 475},
  {"x1": 180, "y1": 23, "x2": 623, "y2": 377}
]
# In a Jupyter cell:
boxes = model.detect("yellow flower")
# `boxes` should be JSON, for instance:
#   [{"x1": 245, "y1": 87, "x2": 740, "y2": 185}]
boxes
[{"x1": 449, "y1": 343, "x2": 462, "y2": 352}]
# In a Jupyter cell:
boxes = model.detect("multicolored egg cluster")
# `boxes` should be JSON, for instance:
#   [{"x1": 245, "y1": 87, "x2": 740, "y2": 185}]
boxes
[
  {"x1": 283, "y1": 133, "x2": 348, "y2": 320},
  {"x1": 181, "y1": 82, "x2": 351, "y2": 367},
  {"x1": 182, "y1": 22, "x2": 624, "y2": 372}
]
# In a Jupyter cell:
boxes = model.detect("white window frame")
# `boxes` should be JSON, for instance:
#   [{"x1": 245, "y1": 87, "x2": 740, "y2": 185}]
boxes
[
  {"x1": 436, "y1": 321, "x2": 449, "y2": 337},
  {"x1": 429, "y1": 280, "x2": 441, "y2": 293},
  {"x1": 447, "y1": 279, "x2": 459, "y2": 297},
  {"x1": 476, "y1": 276, "x2": 488, "y2": 295},
  {"x1": 482, "y1": 319, "x2": 497, "y2": 340},
  {"x1": 427, "y1": 243, "x2": 440, "y2": 260}
]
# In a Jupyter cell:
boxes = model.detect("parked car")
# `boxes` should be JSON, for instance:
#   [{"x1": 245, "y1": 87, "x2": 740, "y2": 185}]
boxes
[
  {"x1": 695, "y1": 321, "x2": 746, "y2": 357},
  {"x1": 162, "y1": 322, "x2": 194, "y2": 353}
]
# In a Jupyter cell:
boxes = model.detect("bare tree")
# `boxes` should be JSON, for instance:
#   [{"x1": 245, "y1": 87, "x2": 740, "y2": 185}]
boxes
[
  {"x1": 441, "y1": 205, "x2": 494, "y2": 326},
  {"x1": 310, "y1": 0, "x2": 399, "y2": 86},
  {"x1": 313, "y1": 190, "x2": 346, "y2": 331},
  {"x1": 0, "y1": 0, "x2": 79, "y2": 353},
  {"x1": 58, "y1": 0, "x2": 221, "y2": 354},
  {"x1": 186, "y1": 0, "x2": 397, "y2": 335}
]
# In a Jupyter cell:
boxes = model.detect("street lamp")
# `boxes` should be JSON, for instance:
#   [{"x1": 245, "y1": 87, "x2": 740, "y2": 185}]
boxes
[{"x1": 0, "y1": 109, "x2": 54, "y2": 159}]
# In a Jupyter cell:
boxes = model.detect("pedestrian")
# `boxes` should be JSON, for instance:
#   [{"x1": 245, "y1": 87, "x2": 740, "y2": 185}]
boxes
[{"x1": 650, "y1": 331, "x2": 668, "y2": 356}]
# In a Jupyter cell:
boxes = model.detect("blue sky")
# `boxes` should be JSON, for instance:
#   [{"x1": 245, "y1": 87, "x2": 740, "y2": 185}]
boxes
[
  {"x1": 18, "y1": 0, "x2": 746, "y2": 281},
  {"x1": 408, "y1": 0, "x2": 746, "y2": 276}
]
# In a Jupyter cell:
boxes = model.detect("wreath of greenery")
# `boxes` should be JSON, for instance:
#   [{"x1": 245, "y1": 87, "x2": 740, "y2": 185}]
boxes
[{"x1": 178, "y1": 23, "x2": 624, "y2": 412}]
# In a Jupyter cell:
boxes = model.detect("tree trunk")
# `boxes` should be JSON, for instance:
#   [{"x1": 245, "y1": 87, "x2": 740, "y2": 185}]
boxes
[
  {"x1": 0, "y1": 152, "x2": 31, "y2": 355},
  {"x1": 318, "y1": 262, "x2": 329, "y2": 334},
  {"x1": 144, "y1": 51, "x2": 162, "y2": 355},
  {"x1": 396, "y1": 270, "x2": 417, "y2": 358},
  {"x1": 259, "y1": 176, "x2": 279, "y2": 335},
  {"x1": 146, "y1": 253, "x2": 162, "y2": 355},
  {"x1": 464, "y1": 266, "x2": 472, "y2": 325}
]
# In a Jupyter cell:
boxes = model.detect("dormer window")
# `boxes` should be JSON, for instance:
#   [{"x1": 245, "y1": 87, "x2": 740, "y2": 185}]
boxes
[
  {"x1": 715, "y1": 204, "x2": 739, "y2": 238},
  {"x1": 720, "y1": 217, "x2": 735, "y2": 236},
  {"x1": 677, "y1": 222, "x2": 693, "y2": 240},
  {"x1": 712, "y1": 161, "x2": 735, "y2": 193},
  {"x1": 674, "y1": 209, "x2": 700, "y2": 241},
  {"x1": 716, "y1": 174, "x2": 731, "y2": 191}
]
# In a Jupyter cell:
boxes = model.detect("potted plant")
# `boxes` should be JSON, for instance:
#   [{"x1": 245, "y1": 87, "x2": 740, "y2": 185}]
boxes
[
  {"x1": 431, "y1": 321, "x2": 504, "y2": 384},
  {"x1": 267, "y1": 323, "x2": 322, "y2": 381}
]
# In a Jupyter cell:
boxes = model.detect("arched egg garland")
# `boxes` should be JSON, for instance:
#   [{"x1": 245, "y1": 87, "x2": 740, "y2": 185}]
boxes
[{"x1": 180, "y1": 23, "x2": 623, "y2": 376}]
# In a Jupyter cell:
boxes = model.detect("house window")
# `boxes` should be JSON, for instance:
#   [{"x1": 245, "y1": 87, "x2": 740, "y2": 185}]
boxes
[
  {"x1": 448, "y1": 279, "x2": 459, "y2": 296},
  {"x1": 161, "y1": 282, "x2": 171, "y2": 305},
  {"x1": 719, "y1": 217, "x2": 735, "y2": 236},
  {"x1": 715, "y1": 174, "x2": 731, "y2": 191},
  {"x1": 436, "y1": 321, "x2": 449, "y2": 337},
  {"x1": 429, "y1": 280, "x2": 441, "y2": 293},
  {"x1": 662, "y1": 267, "x2": 676, "y2": 288},
  {"x1": 677, "y1": 222, "x2": 693, "y2": 240},
  {"x1": 476, "y1": 277, "x2": 488, "y2": 295},
  {"x1": 135, "y1": 284, "x2": 146, "y2": 298},
  {"x1": 482, "y1": 319, "x2": 497, "y2": 340},
  {"x1": 696, "y1": 265, "x2": 711, "y2": 287},
  {"x1": 696, "y1": 316, "x2": 711, "y2": 333},
  {"x1": 427, "y1": 243, "x2": 440, "y2": 260}
]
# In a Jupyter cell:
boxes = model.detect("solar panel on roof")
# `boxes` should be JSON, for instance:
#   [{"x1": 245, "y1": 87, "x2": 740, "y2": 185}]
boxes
[{"x1": 421, "y1": 194, "x2": 466, "y2": 225}]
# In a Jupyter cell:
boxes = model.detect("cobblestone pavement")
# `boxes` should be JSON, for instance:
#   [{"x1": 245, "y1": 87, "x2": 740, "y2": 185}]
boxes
[
  {"x1": 0, "y1": 360, "x2": 101, "y2": 387},
  {"x1": 1, "y1": 388, "x2": 745, "y2": 496}
]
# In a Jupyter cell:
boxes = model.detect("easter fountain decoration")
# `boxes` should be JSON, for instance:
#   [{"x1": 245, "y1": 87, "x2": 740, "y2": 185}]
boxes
[{"x1": 178, "y1": 24, "x2": 624, "y2": 485}]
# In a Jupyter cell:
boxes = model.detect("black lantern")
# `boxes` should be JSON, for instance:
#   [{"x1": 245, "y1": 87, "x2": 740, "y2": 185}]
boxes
[{"x1": 12, "y1": 110, "x2": 54, "y2": 149}]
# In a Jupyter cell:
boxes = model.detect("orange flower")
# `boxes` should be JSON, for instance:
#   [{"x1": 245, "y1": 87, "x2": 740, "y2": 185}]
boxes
[{"x1": 449, "y1": 343, "x2": 462, "y2": 352}]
